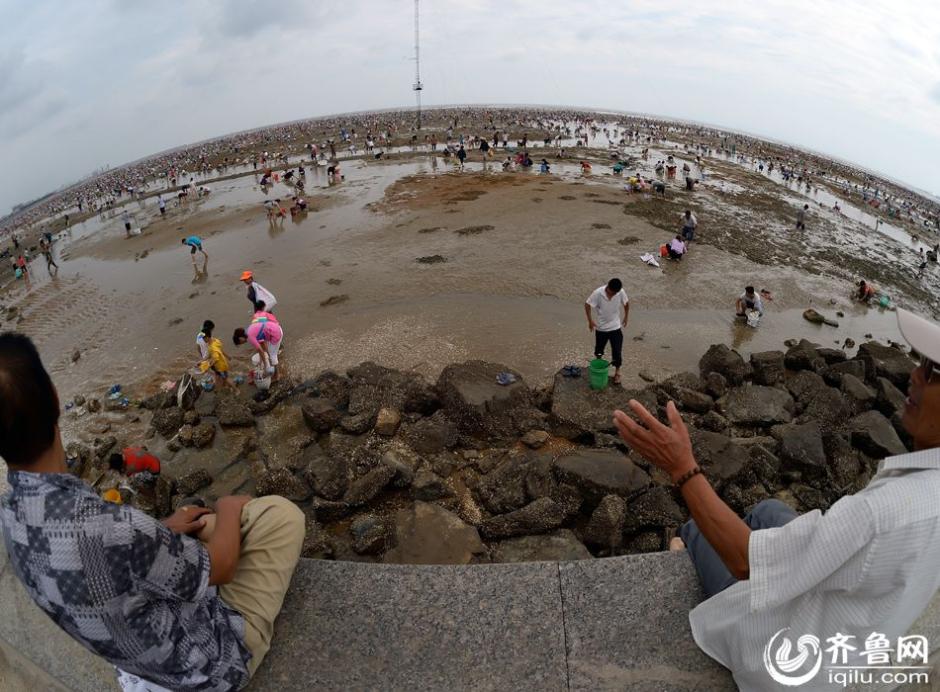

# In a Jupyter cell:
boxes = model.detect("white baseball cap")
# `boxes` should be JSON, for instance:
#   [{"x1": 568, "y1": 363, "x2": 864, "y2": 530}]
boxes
[{"x1": 897, "y1": 308, "x2": 940, "y2": 363}]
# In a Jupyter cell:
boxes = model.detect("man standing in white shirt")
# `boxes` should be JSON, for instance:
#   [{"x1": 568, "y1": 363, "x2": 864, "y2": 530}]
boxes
[
  {"x1": 584, "y1": 278, "x2": 630, "y2": 385},
  {"x1": 612, "y1": 308, "x2": 940, "y2": 690}
]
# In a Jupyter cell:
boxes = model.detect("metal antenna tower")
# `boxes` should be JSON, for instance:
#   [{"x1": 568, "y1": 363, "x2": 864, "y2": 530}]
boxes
[{"x1": 412, "y1": 0, "x2": 423, "y2": 130}]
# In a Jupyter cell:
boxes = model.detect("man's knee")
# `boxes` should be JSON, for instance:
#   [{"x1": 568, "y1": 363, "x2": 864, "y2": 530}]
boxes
[
  {"x1": 248, "y1": 496, "x2": 306, "y2": 543},
  {"x1": 747, "y1": 498, "x2": 796, "y2": 527}
]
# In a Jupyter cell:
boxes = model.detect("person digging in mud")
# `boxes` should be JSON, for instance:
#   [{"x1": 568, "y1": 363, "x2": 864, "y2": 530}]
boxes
[
  {"x1": 0, "y1": 332, "x2": 305, "y2": 691},
  {"x1": 667, "y1": 235, "x2": 687, "y2": 261},
  {"x1": 181, "y1": 234, "x2": 208, "y2": 267},
  {"x1": 856, "y1": 279, "x2": 876, "y2": 303},
  {"x1": 585, "y1": 278, "x2": 630, "y2": 385},
  {"x1": 240, "y1": 270, "x2": 277, "y2": 313},
  {"x1": 233, "y1": 307, "x2": 284, "y2": 381},
  {"x1": 735, "y1": 286, "x2": 764, "y2": 318},
  {"x1": 612, "y1": 308, "x2": 940, "y2": 689},
  {"x1": 109, "y1": 447, "x2": 161, "y2": 476}
]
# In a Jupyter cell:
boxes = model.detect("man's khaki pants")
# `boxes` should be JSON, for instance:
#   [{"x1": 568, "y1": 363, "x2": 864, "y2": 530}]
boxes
[{"x1": 218, "y1": 496, "x2": 305, "y2": 676}]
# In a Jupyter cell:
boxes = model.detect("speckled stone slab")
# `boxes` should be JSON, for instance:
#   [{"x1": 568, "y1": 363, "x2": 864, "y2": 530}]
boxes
[
  {"x1": 559, "y1": 551, "x2": 733, "y2": 691},
  {"x1": 250, "y1": 559, "x2": 568, "y2": 691}
]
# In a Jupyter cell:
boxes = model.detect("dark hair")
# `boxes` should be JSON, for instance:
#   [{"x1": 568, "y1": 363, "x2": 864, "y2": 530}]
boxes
[
  {"x1": 109, "y1": 453, "x2": 124, "y2": 471},
  {"x1": 254, "y1": 301, "x2": 266, "y2": 312},
  {"x1": 180, "y1": 238, "x2": 186, "y2": 244},
  {"x1": 745, "y1": 286, "x2": 755, "y2": 294},
  {"x1": 607, "y1": 278, "x2": 623, "y2": 292},
  {"x1": 0, "y1": 332, "x2": 60, "y2": 467},
  {"x1": 202, "y1": 319, "x2": 215, "y2": 333},
  {"x1": 233, "y1": 327, "x2": 247, "y2": 346},
  {"x1": 684, "y1": 209, "x2": 691, "y2": 215}
]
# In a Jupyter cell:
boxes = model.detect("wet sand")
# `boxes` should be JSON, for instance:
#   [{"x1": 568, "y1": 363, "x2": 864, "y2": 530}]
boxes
[{"x1": 3, "y1": 132, "x2": 936, "y2": 426}]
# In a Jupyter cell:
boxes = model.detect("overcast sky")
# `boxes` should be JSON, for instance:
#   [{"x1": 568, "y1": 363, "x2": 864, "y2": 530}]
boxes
[{"x1": 2, "y1": 0, "x2": 940, "y2": 214}]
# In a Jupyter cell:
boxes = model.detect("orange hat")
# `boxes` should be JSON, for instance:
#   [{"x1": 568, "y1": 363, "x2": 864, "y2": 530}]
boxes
[
  {"x1": 102, "y1": 488, "x2": 123, "y2": 504},
  {"x1": 240, "y1": 270, "x2": 253, "y2": 281}
]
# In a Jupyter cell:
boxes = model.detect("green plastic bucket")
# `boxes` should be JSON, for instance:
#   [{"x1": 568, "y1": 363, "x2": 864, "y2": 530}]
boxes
[{"x1": 588, "y1": 358, "x2": 610, "y2": 390}]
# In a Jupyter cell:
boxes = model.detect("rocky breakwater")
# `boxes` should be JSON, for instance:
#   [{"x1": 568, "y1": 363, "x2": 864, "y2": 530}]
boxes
[{"x1": 62, "y1": 339, "x2": 916, "y2": 565}]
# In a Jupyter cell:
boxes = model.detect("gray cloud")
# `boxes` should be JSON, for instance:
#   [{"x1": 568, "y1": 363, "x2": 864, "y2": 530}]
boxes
[{"x1": 1, "y1": 0, "x2": 940, "y2": 213}]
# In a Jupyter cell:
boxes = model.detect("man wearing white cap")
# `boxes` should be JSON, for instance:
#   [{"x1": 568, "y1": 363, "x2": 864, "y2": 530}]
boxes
[{"x1": 613, "y1": 308, "x2": 940, "y2": 690}]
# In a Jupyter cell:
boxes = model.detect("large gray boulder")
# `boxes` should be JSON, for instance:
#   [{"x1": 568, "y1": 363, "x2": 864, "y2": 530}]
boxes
[
  {"x1": 622, "y1": 486, "x2": 685, "y2": 533},
  {"x1": 345, "y1": 362, "x2": 430, "y2": 417},
  {"x1": 550, "y1": 371, "x2": 657, "y2": 440},
  {"x1": 823, "y1": 433, "x2": 864, "y2": 491},
  {"x1": 476, "y1": 456, "x2": 530, "y2": 514},
  {"x1": 493, "y1": 529, "x2": 591, "y2": 562},
  {"x1": 383, "y1": 502, "x2": 484, "y2": 564},
  {"x1": 821, "y1": 359, "x2": 866, "y2": 386},
  {"x1": 786, "y1": 370, "x2": 828, "y2": 404},
  {"x1": 480, "y1": 497, "x2": 567, "y2": 539},
  {"x1": 849, "y1": 411, "x2": 908, "y2": 458},
  {"x1": 255, "y1": 467, "x2": 312, "y2": 502},
  {"x1": 699, "y1": 344, "x2": 748, "y2": 385},
  {"x1": 750, "y1": 351, "x2": 785, "y2": 386},
  {"x1": 874, "y1": 377, "x2": 907, "y2": 418},
  {"x1": 435, "y1": 361, "x2": 536, "y2": 440},
  {"x1": 300, "y1": 444, "x2": 348, "y2": 500},
  {"x1": 302, "y1": 398, "x2": 342, "y2": 433},
  {"x1": 778, "y1": 421, "x2": 827, "y2": 476},
  {"x1": 675, "y1": 388, "x2": 714, "y2": 414},
  {"x1": 350, "y1": 514, "x2": 389, "y2": 555},
  {"x1": 151, "y1": 407, "x2": 184, "y2": 438},
  {"x1": 854, "y1": 342, "x2": 915, "y2": 387},
  {"x1": 216, "y1": 395, "x2": 254, "y2": 427},
  {"x1": 176, "y1": 469, "x2": 212, "y2": 496},
  {"x1": 582, "y1": 495, "x2": 627, "y2": 548},
  {"x1": 688, "y1": 429, "x2": 749, "y2": 488},
  {"x1": 840, "y1": 374, "x2": 876, "y2": 414},
  {"x1": 718, "y1": 386, "x2": 794, "y2": 426},
  {"x1": 784, "y1": 339, "x2": 825, "y2": 372},
  {"x1": 402, "y1": 412, "x2": 458, "y2": 454},
  {"x1": 800, "y1": 386, "x2": 853, "y2": 429},
  {"x1": 312, "y1": 370, "x2": 351, "y2": 408},
  {"x1": 344, "y1": 464, "x2": 396, "y2": 506},
  {"x1": 553, "y1": 449, "x2": 650, "y2": 504}
]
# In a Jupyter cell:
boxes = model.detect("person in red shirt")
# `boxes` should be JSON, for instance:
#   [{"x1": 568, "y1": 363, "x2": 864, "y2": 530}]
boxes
[{"x1": 109, "y1": 447, "x2": 161, "y2": 476}]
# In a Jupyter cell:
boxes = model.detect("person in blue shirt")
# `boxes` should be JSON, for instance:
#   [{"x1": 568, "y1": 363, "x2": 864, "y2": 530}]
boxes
[{"x1": 181, "y1": 235, "x2": 208, "y2": 267}]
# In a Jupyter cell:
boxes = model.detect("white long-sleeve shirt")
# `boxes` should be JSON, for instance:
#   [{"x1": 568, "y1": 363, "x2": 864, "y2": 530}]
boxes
[{"x1": 690, "y1": 448, "x2": 940, "y2": 691}]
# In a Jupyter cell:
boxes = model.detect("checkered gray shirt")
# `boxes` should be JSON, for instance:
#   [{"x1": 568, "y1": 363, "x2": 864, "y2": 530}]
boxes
[{"x1": 1, "y1": 471, "x2": 250, "y2": 691}]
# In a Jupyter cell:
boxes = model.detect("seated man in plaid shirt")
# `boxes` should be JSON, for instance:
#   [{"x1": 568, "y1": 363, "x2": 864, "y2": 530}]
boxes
[{"x1": 0, "y1": 333, "x2": 305, "y2": 691}]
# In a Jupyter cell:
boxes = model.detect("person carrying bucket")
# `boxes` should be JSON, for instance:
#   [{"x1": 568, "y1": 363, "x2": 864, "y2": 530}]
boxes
[
  {"x1": 584, "y1": 278, "x2": 630, "y2": 385},
  {"x1": 240, "y1": 270, "x2": 277, "y2": 313},
  {"x1": 233, "y1": 309, "x2": 283, "y2": 380}
]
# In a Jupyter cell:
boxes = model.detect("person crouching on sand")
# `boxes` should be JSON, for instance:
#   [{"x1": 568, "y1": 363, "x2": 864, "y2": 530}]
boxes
[{"x1": 233, "y1": 307, "x2": 283, "y2": 380}]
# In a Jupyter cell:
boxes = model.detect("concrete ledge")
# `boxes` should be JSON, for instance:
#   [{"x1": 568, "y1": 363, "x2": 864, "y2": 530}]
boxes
[{"x1": 1, "y1": 546, "x2": 732, "y2": 691}]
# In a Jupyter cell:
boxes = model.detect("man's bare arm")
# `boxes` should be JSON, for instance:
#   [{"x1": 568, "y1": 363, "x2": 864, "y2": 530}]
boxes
[{"x1": 613, "y1": 401, "x2": 751, "y2": 578}]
